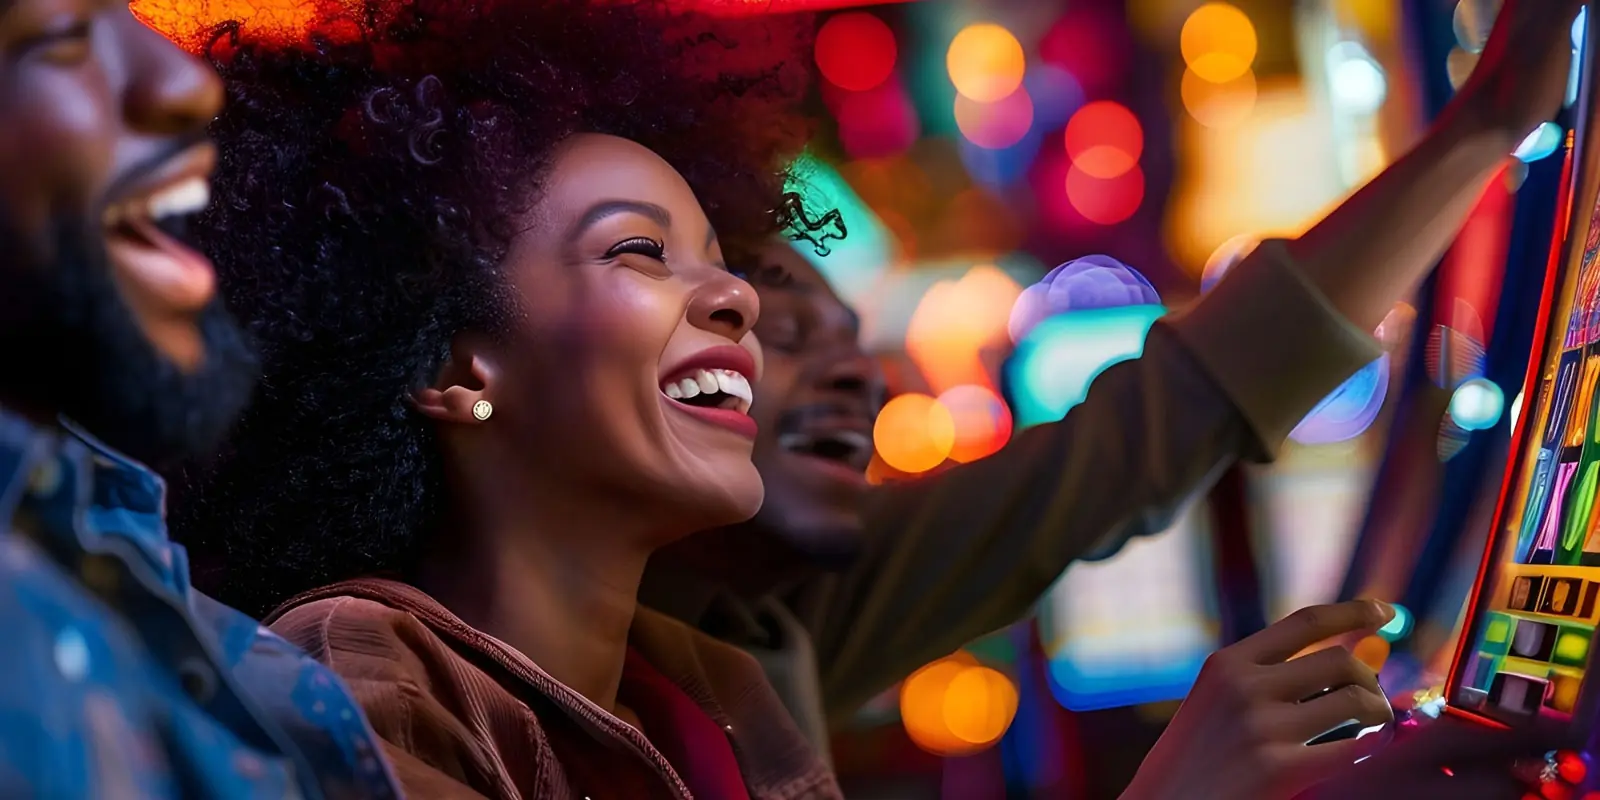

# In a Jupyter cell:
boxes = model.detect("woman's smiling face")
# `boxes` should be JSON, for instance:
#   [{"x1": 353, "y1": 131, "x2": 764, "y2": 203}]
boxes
[{"x1": 481, "y1": 134, "x2": 765, "y2": 536}]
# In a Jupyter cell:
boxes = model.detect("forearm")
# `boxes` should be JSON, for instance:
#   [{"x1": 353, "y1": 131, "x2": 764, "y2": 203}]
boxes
[{"x1": 1286, "y1": 112, "x2": 1517, "y2": 331}]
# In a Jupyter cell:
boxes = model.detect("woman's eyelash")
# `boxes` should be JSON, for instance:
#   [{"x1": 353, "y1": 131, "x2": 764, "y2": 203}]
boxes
[{"x1": 605, "y1": 237, "x2": 665, "y2": 260}]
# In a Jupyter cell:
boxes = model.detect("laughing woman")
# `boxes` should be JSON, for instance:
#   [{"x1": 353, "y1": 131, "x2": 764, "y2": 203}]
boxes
[{"x1": 169, "y1": 1, "x2": 839, "y2": 796}]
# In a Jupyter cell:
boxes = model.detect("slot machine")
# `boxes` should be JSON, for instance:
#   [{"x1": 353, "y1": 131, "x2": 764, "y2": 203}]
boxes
[{"x1": 1448, "y1": 3, "x2": 1600, "y2": 740}]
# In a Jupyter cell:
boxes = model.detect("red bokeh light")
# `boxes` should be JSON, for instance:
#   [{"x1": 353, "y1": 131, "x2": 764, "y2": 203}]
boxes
[
  {"x1": 836, "y1": 79, "x2": 920, "y2": 159},
  {"x1": 815, "y1": 12, "x2": 898, "y2": 92},
  {"x1": 1065, "y1": 101, "x2": 1143, "y2": 178},
  {"x1": 1065, "y1": 163, "x2": 1145, "y2": 225},
  {"x1": 1038, "y1": 9, "x2": 1130, "y2": 96}
]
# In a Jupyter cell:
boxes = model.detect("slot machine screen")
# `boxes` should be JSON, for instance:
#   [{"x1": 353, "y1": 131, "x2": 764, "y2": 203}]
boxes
[{"x1": 1448, "y1": 9, "x2": 1600, "y2": 731}]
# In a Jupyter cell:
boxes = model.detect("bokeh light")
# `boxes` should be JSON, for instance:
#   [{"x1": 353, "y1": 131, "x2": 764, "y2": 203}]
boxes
[
  {"x1": 1377, "y1": 603, "x2": 1415, "y2": 643},
  {"x1": 948, "y1": 23, "x2": 1027, "y2": 103},
  {"x1": 906, "y1": 266, "x2": 1024, "y2": 394},
  {"x1": 1038, "y1": 8, "x2": 1129, "y2": 97},
  {"x1": 1066, "y1": 164, "x2": 1145, "y2": 225},
  {"x1": 1180, "y1": 3, "x2": 1257, "y2": 84},
  {"x1": 1514, "y1": 122, "x2": 1565, "y2": 163},
  {"x1": 1452, "y1": 0, "x2": 1500, "y2": 54},
  {"x1": 955, "y1": 88, "x2": 1036, "y2": 150},
  {"x1": 961, "y1": 129, "x2": 1044, "y2": 188},
  {"x1": 815, "y1": 12, "x2": 898, "y2": 92},
  {"x1": 900, "y1": 654, "x2": 1019, "y2": 755},
  {"x1": 1024, "y1": 65, "x2": 1085, "y2": 132},
  {"x1": 1201, "y1": 234, "x2": 1262, "y2": 292},
  {"x1": 835, "y1": 79, "x2": 920, "y2": 159},
  {"x1": 1450, "y1": 377, "x2": 1505, "y2": 431},
  {"x1": 1065, "y1": 101, "x2": 1143, "y2": 178},
  {"x1": 874, "y1": 393, "x2": 956, "y2": 473},
  {"x1": 1008, "y1": 261, "x2": 1163, "y2": 427},
  {"x1": 942, "y1": 666, "x2": 1019, "y2": 747},
  {"x1": 1327, "y1": 41, "x2": 1388, "y2": 115},
  {"x1": 1352, "y1": 635, "x2": 1391, "y2": 672},
  {"x1": 1181, "y1": 68, "x2": 1257, "y2": 128},
  {"x1": 939, "y1": 385, "x2": 1013, "y2": 463},
  {"x1": 900, "y1": 655, "x2": 971, "y2": 754},
  {"x1": 1289, "y1": 355, "x2": 1390, "y2": 444}
]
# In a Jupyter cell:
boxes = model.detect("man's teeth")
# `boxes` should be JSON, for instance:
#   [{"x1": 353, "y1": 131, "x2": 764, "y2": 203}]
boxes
[
  {"x1": 662, "y1": 369, "x2": 753, "y2": 408},
  {"x1": 103, "y1": 178, "x2": 211, "y2": 227}
]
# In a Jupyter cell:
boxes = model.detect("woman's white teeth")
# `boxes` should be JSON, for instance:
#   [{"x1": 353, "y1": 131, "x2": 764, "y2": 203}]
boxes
[
  {"x1": 103, "y1": 177, "x2": 211, "y2": 227},
  {"x1": 661, "y1": 369, "x2": 753, "y2": 408}
]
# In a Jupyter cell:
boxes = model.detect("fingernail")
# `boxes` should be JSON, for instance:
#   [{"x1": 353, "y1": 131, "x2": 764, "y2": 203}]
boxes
[{"x1": 1369, "y1": 599, "x2": 1394, "y2": 622}]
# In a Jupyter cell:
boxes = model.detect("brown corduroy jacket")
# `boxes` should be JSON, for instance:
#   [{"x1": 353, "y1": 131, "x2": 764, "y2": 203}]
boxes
[{"x1": 266, "y1": 578, "x2": 842, "y2": 800}]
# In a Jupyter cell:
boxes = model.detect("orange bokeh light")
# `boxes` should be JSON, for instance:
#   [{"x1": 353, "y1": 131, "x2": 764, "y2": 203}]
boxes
[
  {"x1": 874, "y1": 394, "x2": 956, "y2": 474},
  {"x1": 1065, "y1": 101, "x2": 1143, "y2": 179},
  {"x1": 1181, "y1": 67, "x2": 1257, "y2": 128},
  {"x1": 938, "y1": 385, "x2": 1012, "y2": 463},
  {"x1": 815, "y1": 11, "x2": 898, "y2": 92},
  {"x1": 1180, "y1": 3, "x2": 1257, "y2": 83},
  {"x1": 904, "y1": 266, "x2": 1022, "y2": 395},
  {"x1": 900, "y1": 654, "x2": 1018, "y2": 755},
  {"x1": 943, "y1": 666, "x2": 1019, "y2": 746},
  {"x1": 1066, "y1": 163, "x2": 1145, "y2": 225},
  {"x1": 947, "y1": 24, "x2": 1026, "y2": 103}
]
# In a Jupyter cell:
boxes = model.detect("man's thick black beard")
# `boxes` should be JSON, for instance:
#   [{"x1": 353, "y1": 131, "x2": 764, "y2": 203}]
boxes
[{"x1": 0, "y1": 217, "x2": 259, "y2": 470}]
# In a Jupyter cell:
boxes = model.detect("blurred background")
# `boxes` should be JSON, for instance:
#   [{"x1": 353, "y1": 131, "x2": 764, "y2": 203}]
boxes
[{"x1": 729, "y1": 0, "x2": 1582, "y2": 796}]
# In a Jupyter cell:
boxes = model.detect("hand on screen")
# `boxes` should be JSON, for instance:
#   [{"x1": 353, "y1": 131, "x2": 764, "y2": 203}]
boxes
[
  {"x1": 1120, "y1": 601, "x2": 1395, "y2": 800},
  {"x1": 1293, "y1": 714, "x2": 1580, "y2": 800},
  {"x1": 1452, "y1": 0, "x2": 1585, "y2": 145}
]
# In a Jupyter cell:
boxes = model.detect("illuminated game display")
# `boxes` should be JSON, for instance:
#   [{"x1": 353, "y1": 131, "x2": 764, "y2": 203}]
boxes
[{"x1": 1449, "y1": 10, "x2": 1600, "y2": 729}]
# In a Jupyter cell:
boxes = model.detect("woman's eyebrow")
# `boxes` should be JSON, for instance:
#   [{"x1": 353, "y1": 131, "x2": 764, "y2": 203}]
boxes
[{"x1": 565, "y1": 199, "x2": 672, "y2": 244}]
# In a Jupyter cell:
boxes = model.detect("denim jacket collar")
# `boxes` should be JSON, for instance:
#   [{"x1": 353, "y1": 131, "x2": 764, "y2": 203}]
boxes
[{"x1": 0, "y1": 407, "x2": 186, "y2": 595}]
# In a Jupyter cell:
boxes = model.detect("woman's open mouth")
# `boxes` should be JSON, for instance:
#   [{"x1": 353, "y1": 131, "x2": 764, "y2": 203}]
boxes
[
  {"x1": 658, "y1": 344, "x2": 759, "y2": 439},
  {"x1": 660, "y1": 367, "x2": 757, "y2": 438}
]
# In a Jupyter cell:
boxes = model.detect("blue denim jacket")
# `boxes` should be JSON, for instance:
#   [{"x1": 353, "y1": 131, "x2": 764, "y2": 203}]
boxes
[{"x1": 0, "y1": 408, "x2": 401, "y2": 799}]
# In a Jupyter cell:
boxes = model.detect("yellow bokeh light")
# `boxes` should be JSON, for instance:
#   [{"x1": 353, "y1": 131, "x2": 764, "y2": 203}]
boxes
[
  {"x1": 900, "y1": 654, "x2": 975, "y2": 754},
  {"x1": 1180, "y1": 3, "x2": 1257, "y2": 83},
  {"x1": 947, "y1": 23, "x2": 1027, "y2": 103},
  {"x1": 874, "y1": 393, "x2": 956, "y2": 474},
  {"x1": 1181, "y1": 67, "x2": 1257, "y2": 128}
]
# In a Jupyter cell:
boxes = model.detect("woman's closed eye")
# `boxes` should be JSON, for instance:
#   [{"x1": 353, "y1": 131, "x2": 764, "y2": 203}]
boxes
[{"x1": 605, "y1": 236, "x2": 665, "y2": 262}]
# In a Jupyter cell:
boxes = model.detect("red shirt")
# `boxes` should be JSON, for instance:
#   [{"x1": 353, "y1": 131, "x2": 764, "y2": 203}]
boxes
[{"x1": 621, "y1": 647, "x2": 753, "y2": 800}]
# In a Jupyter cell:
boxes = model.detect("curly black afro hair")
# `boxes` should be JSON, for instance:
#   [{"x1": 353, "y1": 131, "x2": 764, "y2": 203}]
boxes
[{"x1": 163, "y1": 0, "x2": 837, "y2": 618}]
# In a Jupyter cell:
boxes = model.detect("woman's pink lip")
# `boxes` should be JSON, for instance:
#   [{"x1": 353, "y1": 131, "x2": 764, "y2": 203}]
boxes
[
  {"x1": 666, "y1": 399, "x2": 759, "y2": 439},
  {"x1": 661, "y1": 343, "x2": 758, "y2": 383}
]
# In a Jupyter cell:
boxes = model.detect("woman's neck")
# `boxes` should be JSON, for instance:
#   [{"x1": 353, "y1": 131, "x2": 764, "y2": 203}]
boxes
[{"x1": 419, "y1": 475, "x2": 659, "y2": 714}]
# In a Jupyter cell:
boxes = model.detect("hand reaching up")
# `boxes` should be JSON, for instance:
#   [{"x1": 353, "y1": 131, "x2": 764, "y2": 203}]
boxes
[{"x1": 1120, "y1": 601, "x2": 1395, "y2": 800}]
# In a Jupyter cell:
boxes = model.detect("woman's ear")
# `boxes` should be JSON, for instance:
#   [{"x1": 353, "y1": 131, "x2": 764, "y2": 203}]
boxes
[{"x1": 413, "y1": 336, "x2": 501, "y2": 425}]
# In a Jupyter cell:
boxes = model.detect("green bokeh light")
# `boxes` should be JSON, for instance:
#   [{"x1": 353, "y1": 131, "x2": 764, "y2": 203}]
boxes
[
  {"x1": 1007, "y1": 306, "x2": 1164, "y2": 429},
  {"x1": 1377, "y1": 603, "x2": 1413, "y2": 643}
]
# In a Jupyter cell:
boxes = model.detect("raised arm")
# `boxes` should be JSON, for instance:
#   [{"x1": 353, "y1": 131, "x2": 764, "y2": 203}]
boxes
[{"x1": 805, "y1": 0, "x2": 1581, "y2": 723}]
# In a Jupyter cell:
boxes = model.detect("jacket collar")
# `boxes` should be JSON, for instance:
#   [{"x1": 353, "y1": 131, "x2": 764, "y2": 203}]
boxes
[
  {"x1": 0, "y1": 406, "x2": 185, "y2": 594},
  {"x1": 272, "y1": 577, "x2": 840, "y2": 800}
]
